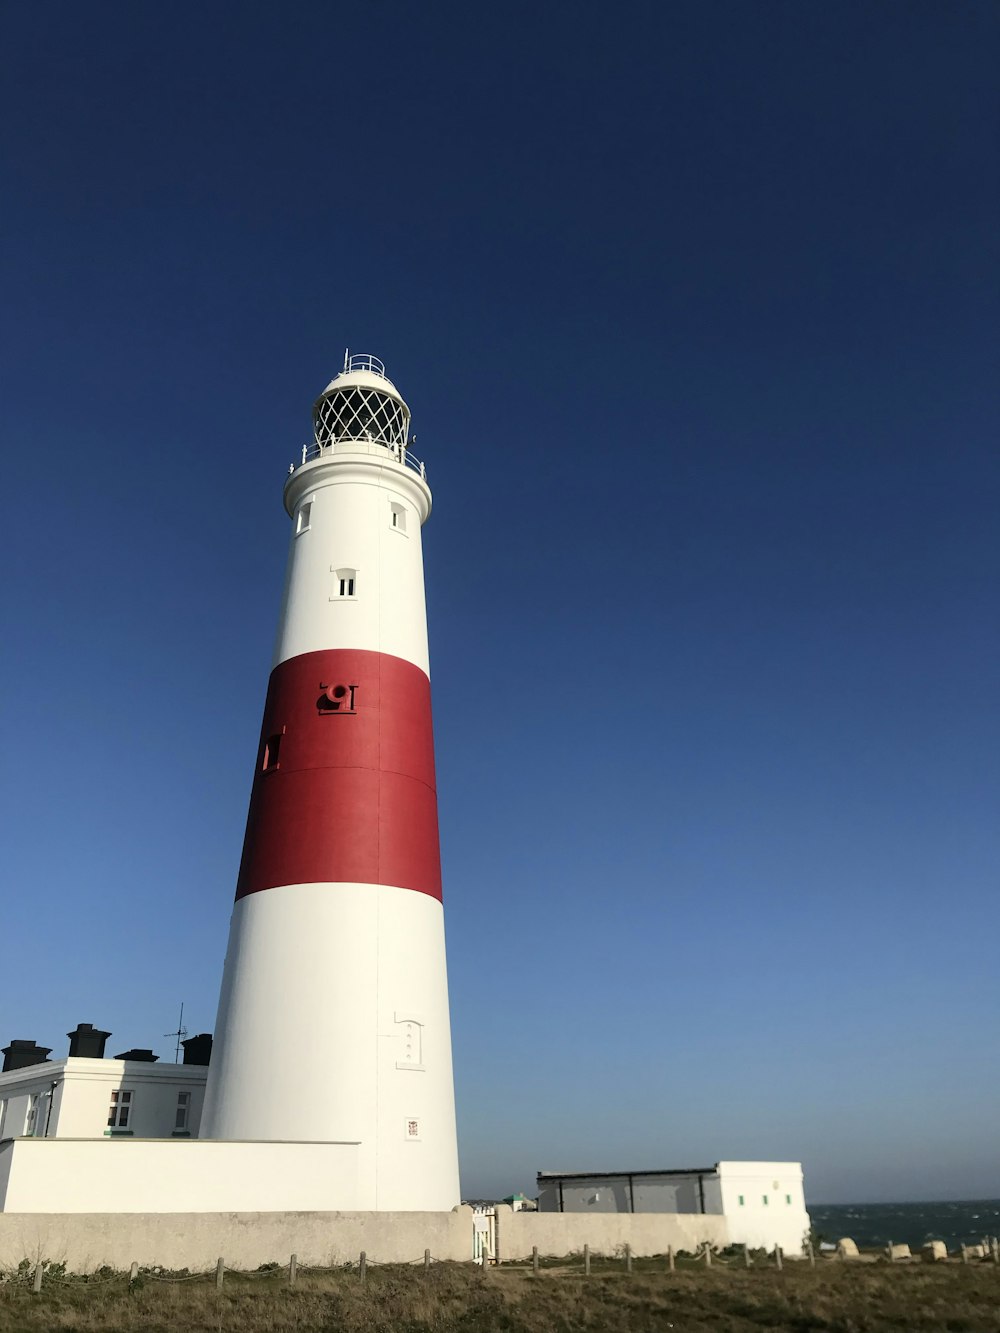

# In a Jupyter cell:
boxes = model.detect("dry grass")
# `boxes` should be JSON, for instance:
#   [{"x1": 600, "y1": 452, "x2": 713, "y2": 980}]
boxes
[{"x1": 1, "y1": 1258, "x2": 999, "y2": 1332}]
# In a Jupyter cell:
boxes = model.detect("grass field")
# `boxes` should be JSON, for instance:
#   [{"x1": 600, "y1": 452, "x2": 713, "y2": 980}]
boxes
[{"x1": 2, "y1": 1257, "x2": 999, "y2": 1332}]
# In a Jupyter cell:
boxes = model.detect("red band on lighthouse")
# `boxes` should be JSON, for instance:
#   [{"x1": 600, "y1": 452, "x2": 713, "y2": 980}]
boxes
[{"x1": 236, "y1": 647, "x2": 442, "y2": 901}]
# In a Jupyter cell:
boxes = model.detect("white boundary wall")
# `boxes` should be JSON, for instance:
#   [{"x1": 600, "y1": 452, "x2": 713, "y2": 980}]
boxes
[
  {"x1": 0, "y1": 1139, "x2": 360, "y2": 1214},
  {"x1": 493, "y1": 1203, "x2": 728, "y2": 1261},
  {"x1": 0, "y1": 1209, "x2": 475, "y2": 1271}
]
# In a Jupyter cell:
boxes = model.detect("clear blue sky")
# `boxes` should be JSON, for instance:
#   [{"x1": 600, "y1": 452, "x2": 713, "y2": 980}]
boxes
[{"x1": 1, "y1": 1, "x2": 997, "y2": 1205}]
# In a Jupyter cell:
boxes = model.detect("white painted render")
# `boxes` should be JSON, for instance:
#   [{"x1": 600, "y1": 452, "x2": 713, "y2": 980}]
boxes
[
  {"x1": 712, "y1": 1161, "x2": 810, "y2": 1255},
  {"x1": 537, "y1": 1162, "x2": 810, "y2": 1256},
  {"x1": 0, "y1": 1059, "x2": 206, "y2": 1142},
  {"x1": 202, "y1": 882, "x2": 460, "y2": 1212},
  {"x1": 0, "y1": 1138, "x2": 358, "y2": 1213},
  {"x1": 493, "y1": 1203, "x2": 729, "y2": 1261},
  {"x1": 204, "y1": 366, "x2": 460, "y2": 1215},
  {"x1": 277, "y1": 450, "x2": 433, "y2": 675}
]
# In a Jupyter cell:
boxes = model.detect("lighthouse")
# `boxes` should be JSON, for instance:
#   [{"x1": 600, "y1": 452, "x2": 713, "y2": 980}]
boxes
[{"x1": 201, "y1": 354, "x2": 460, "y2": 1212}]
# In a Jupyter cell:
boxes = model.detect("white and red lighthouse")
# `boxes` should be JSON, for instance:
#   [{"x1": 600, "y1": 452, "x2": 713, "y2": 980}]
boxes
[{"x1": 201, "y1": 354, "x2": 460, "y2": 1211}]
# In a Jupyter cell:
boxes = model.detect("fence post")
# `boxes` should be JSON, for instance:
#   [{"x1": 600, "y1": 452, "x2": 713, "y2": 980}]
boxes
[
  {"x1": 215, "y1": 1257, "x2": 224, "y2": 1290},
  {"x1": 584, "y1": 1244, "x2": 591, "y2": 1276},
  {"x1": 359, "y1": 1251, "x2": 367, "y2": 1283},
  {"x1": 704, "y1": 1243, "x2": 712, "y2": 1268},
  {"x1": 532, "y1": 1246, "x2": 539, "y2": 1275},
  {"x1": 625, "y1": 1242, "x2": 632, "y2": 1274},
  {"x1": 32, "y1": 1265, "x2": 43, "y2": 1295},
  {"x1": 992, "y1": 1238, "x2": 999, "y2": 1266},
  {"x1": 667, "y1": 1244, "x2": 675, "y2": 1273},
  {"x1": 129, "y1": 1261, "x2": 139, "y2": 1286},
  {"x1": 744, "y1": 1244, "x2": 751, "y2": 1269},
  {"x1": 806, "y1": 1241, "x2": 815, "y2": 1268},
  {"x1": 424, "y1": 1248, "x2": 431, "y2": 1274},
  {"x1": 961, "y1": 1245, "x2": 968, "y2": 1265},
  {"x1": 886, "y1": 1240, "x2": 893, "y2": 1262},
  {"x1": 775, "y1": 1246, "x2": 783, "y2": 1271},
  {"x1": 289, "y1": 1254, "x2": 297, "y2": 1286}
]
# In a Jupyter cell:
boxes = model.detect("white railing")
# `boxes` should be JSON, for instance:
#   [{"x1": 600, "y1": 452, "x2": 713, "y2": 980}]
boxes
[
  {"x1": 344, "y1": 353, "x2": 386, "y2": 379},
  {"x1": 292, "y1": 439, "x2": 426, "y2": 480}
]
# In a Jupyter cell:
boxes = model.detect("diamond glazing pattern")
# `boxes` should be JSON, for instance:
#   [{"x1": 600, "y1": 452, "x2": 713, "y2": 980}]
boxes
[{"x1": 314, "y1": 388, "x2": 409, "y2": 450}]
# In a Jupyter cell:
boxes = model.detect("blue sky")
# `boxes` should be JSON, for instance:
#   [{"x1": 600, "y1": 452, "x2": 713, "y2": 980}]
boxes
[{"x1": 1, "y1": 1, "x2": 997, "y2": 1204}]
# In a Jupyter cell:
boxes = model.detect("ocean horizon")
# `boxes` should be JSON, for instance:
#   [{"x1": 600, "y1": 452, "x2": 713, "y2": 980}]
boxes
[{"x1": 807, "y1": 1199, "x2": 1000, "y2": 1251}]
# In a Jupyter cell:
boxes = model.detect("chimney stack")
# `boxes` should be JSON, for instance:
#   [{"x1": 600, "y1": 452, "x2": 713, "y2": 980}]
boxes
[
  {"x1": 2, "y1": 1040, "x2": 52, "y2": 1072},
  {"x1": 181, "y1": 1033, "x2": 213, "y2": 1066},
  {"x1": 67, "y1": 1023, "x2": 112, "y2": 1059}
]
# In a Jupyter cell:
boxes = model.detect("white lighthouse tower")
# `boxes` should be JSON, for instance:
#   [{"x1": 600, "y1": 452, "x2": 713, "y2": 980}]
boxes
[{"x1": 201, "y1": 354, "x2": 461, "y2": 1212}]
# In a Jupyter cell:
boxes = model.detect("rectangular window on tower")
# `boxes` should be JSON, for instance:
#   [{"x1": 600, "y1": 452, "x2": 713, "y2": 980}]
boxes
[
  {"x1": 296, "y1": 502, "x2": 312, "y2": 535},
  {"x1": 262, "y1": 733, "x2": 283, "y2": 771},
  {"x1": 390, "y1": 502, "x2": 407, "y2": 534},
  {"x1": 332, "y1": 567, "x2": 357, "y2": 599}
]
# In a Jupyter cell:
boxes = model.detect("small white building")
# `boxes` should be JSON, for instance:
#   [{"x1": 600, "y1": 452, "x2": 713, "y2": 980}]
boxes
[
  {"x1": 0, "y1": 1026, "x2": 210, "y2": 1144},
  {"x1": 537, "y1": 1161, "x2": 810, "y2": 1255}
]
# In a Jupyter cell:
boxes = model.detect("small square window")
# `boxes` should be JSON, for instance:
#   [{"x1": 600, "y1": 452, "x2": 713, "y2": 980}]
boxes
[
  {"x1": 390, "y1": 502, "x2": 407, "y2": 534},
  {"x1": 762, "y1": 1195, "x2": 769, "y2": 1206},
  {"x1": 296, "y1": 502, "x2": 312, "y2": 535},
  {"x1": 785, "y1": 1194, "x2": 792, "y2": 1205},
  {"x1": 738, "y1": 1194, "x2": 744, "y2": 1206}
]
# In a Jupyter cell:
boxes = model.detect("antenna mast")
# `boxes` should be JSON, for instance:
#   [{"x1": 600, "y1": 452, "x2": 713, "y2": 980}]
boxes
[{"x1": 164, "y1": 1003, "x2": 188, "y2": 1063}]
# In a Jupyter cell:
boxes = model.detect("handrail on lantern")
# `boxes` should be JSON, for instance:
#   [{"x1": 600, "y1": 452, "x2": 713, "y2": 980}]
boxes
[
  {"x1": 295, "y1": 439, "x2": 426, "y2": 480},
  {"x1": 344, "y1": 352, "x2": 387, "y2": 379}
]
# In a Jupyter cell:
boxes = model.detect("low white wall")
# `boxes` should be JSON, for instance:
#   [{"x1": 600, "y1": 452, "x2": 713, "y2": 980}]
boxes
[
  {"x1": 0, "y1": 1138, "x2": 359, "y2": 1213},
  {"x1": 0, "y1": 1207, "x2": 476, "y2": 1271},
  {"x1": 493, "y1": 1204, "x2": 729, "y2": 1261}
]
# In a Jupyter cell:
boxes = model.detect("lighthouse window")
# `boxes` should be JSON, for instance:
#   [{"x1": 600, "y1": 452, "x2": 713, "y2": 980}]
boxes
[
  {"x1": 390, "y1": 502, "x2": 407, "y2": 534},
  {"x1": 262, "y1": 733, "x2": 282, "y2": 771},
  {"x1": 334, "y1": 568, "x2": 357, "y2": 598},
  {"x1": 296, "y1": 502, "x2": 312, "y2": 535}
]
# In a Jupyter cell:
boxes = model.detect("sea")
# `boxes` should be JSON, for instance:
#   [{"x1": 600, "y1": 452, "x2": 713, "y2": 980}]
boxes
[{"x1": 807, "y1": 1200, "x2": 1000, "y2": 1252}]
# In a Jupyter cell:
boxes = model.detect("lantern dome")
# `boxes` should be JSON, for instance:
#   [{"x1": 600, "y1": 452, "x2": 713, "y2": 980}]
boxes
[{"x1": 312, "y1": 352, "x2": 410, "y2": 452}]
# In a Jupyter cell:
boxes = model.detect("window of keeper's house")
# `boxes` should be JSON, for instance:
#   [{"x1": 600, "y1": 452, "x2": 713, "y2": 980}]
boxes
[
  {"x1": 175, "y1": 1091, "x2": 191, "y2": 1131},
  {"x1": 108, "y1": 1088, "x2": 133, "y2": 1129}
]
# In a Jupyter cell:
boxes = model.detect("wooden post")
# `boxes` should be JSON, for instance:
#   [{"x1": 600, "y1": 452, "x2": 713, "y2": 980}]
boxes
[
  {"x1": 32, "y1": 1265, "x2": 43, "y2": 1294},
  {"x1": 532, "y1": 1246, "x2": 539, "y2": 1275},
  {"x1": 359, "y1": 1251, "x2": 367, "y2": 1283},
  {"x1": 129, "y1": 1261, "x2": 139, "y2": 1286},
  {"x1": 625, "y1": 1242, "x2": 632, "y2": 1273},
  {"x1": 886, "y1": 1240, "x2": 893, "y2": 1262},
  {"x1": 667, "y1": 1244, "x2": 675, "y2": 1273},
  {"x1": 992, "y1": 1238, "x2": 999, "y2": 1266},
  {"x1": 806, "y1": 1241, "x2": 815, "y2": 1268},
  {"x1": 424, "y1": 1248, "x2": 431, "y2": 1274},
  {"x1": 289, "y1": 1254, "x2": 297, "y2": 1286},
  {"x1": 215, "y1": 1257, "x2": 224, "y2": 1290},
  {"x1": 583, "y1": 1244, "x2": 591, "y2": 1276},
  {"x1": 744, "y1": 1244, "x2": 751, "y2": 1269},
  {"x1": 775, "y1": 1246, "x2": 783, "y2": 1271},
  {"x1": 704, "y1": 1243, "x2": 712, "y2": 1268},
  {"x1": 961, "y1": 1244, "x2": 968, "y2": 1265}
]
